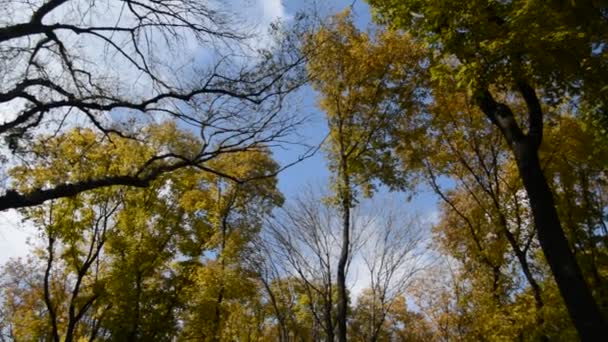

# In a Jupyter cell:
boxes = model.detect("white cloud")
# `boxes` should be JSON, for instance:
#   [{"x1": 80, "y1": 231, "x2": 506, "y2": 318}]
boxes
[
  {"x1": 0, "y1": 210, "x2": 35, "y2": 266},
  {"x1": 260, "y1": 0, "x2": 291, "y2": 22},
  {"x1": 347, "y1": 253, "x2": 370, "y2": 302},
  {"x1": 221, "y1": 0, "x2": 292, "y2": 53}
]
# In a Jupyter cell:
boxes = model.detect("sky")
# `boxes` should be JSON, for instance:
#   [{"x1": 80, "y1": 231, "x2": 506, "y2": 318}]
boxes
[{"x1": 0, "y1": 0, "x2": 441, "y2": 298}]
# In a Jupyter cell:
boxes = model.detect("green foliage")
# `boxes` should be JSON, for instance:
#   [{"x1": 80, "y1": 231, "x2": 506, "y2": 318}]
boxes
[
  {"x1": 2, "y1": 3, "x2": 607, "y2": 341},
  {"x1": 368, "y1": 0, "x2": 608, "y2": 104}
]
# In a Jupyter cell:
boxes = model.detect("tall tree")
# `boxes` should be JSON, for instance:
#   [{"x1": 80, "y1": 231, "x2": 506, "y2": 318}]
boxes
[
  {"x1": 179, "y1": 149, "x2": 283, "y2": 341},
  {"x1": 367, "y1": 0, "x2": 608, "y2": 338},
  {"x1": 265, "y1": 189, "x2": 352, "y2": 341},
  {"x1": 305, "y1": 12, "x2": 426, "y2": 340},
  {"x1": 421, "y1": 80, "x2": 549, "y2": 339}
]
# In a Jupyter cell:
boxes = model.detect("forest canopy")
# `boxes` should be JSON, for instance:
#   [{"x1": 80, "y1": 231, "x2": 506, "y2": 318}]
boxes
[{"x1": 0, "y1": 0, "x2": 606, "y2": 341}]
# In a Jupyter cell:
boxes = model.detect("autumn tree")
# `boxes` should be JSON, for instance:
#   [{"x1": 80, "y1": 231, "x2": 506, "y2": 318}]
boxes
[
  {"x1": 304, "y1": 12, "x2": 427, "y2": 340},
  {"x1": 0, "y1": 0, "x2": 307, "y2": 211},
  {"x1": 251, "y1": 238, "x2": 306, "y2": 341},
  {"x1": 178, "y1": 149, "x2": 283, "y2": 341},
  {"x1": 351, "y1": 292, "x2": 433, "y2": 342},
  {"x1": 408, "y1": 259, "x2": 475, "y2": 342},
  {"x1": 416, "y1": 79, "x2": 551, "y2": 339},
  {"x1": 0, "y1": 123, "x2": 284, "y2": 341},
  {"x1": 420, "y1": 87, "x2": 608, "y2": 340},
  {"x1": 367, "y1": 0, "x2": 608, "y2": 338}
]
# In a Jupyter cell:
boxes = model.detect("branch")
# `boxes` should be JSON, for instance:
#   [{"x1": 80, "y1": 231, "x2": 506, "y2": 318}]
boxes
[
  {"x1": 0, "y1": 174, "x2": 152, "y2": 211},
  {"x1": 43, "y1": 231, "x2": 60, "y2": 342},
  {"x1": 31, "y1": 0, "x2": 70, "y2": 24},
  {"x1": 475, "y1": 89, "x2": 525, "y2": 145},
  {"x1": 516, "y1": 80, "x2": 543, "y2": 148}
]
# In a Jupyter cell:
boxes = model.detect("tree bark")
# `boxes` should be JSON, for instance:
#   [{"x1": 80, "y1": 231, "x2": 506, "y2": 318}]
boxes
[
  {"x1": 337, "y1": 159, "x2": 350, "y2": 342},
  {"x1": 43, "y1": 234, "x2": 60, "y2": 342},
  {"x1": 514, "y1": 141, "x2": 606, "y2": 340},
  {"x1": 477, "y1": 88, "x2": 607, "y2": 341},
  {"x1": 336, "y1": 200, "x2": 349, "y2": 342},
  {"x1": 325, "y1": 296, "x2": 336, "y2": 342}
]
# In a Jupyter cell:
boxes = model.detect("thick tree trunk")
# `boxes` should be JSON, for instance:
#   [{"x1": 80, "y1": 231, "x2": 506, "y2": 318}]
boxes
[
  {"x1": 477, "y1": 87, "x2": 607, "y2": 340},
  {"x1": 512, "y1": 141, "x2": 606, "y2": 340}
]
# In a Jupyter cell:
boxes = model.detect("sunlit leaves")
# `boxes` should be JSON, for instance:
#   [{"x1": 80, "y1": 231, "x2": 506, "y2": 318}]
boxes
[
  {"x1": 0, "y1": 122, "x2": 283, "y2": 341},
  {"x1": 305, "y1": 10, "x2": 428, "y2": 201}
]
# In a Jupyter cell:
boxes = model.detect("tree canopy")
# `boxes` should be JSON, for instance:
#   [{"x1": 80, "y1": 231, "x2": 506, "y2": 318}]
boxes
[{"x1": 1, "y1": 1, "x2": 607, "y2": 341}]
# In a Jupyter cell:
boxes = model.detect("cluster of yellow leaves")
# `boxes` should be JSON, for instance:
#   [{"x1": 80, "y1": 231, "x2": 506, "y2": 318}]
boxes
[
  {"x1": 9, "y1": 122, "x2": 199, "y2": 194},
  {"x1": 305, "y1": 10, "x2": 427, "y2": 200},
  {"x1": 1, "y1": 122, "x2": 285, "y2": 341}
]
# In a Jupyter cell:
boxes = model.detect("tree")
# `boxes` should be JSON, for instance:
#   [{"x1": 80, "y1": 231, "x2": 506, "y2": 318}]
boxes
[
  {"x1": 1, "y1": 258, "x2": 51, "y2": 341},
  {"x1": 420, "y1": 79, "x2": 549, "y2": 339},
  {"x1": 1, "y1": 125, "x2": 196, "y2": 341},
  {"x1": 265, "y1": 189, "x2": 355, "y2": 341},
  {"x1": 178, "y1": 149, "x2": 283, "y2": 341},
  {"x1": 251, "y1": 239, "x2": 304, "y2": 342},
  {"x1": 540, "y1": 114, "x2": 608, "y2": 313},
  {"x1": 304, "y1": 11, "x2": 427, "y2": 340},
  {"x1": 0, "y1": 0, "x2": 307, "y2": 211},
  {"x1": 409, "y1": 257, "x2": 486, "y2": 342},
  {"x1": 367, "y1": 0, "x2": 608, "y2": 338},
  {"x1": 350, "y1": 291, "x2": 433, "y2": 342},
  {"x1": 422, "y1": 91, "x2": 608, "y2": 340},
  {"x1": 0, "y1": 123, "x2": 284, "y2": 341},
  {"x1": 354, "y1": 208, "x2": 427, "y2": 342}
]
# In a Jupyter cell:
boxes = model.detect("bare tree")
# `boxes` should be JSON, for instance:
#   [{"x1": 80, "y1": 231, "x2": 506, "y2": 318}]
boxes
[
  {"x1": 250, "y1": 238, "x2": 299, "y2": 342},
  {"x1": 0, "y1": 0, "x2": 309, "y2": 211},
  {"x1": 354, "y1": 207, "x2": 427, "y2": 342},
  {"x1": 264, "y1": 188, "x2": 365, "y2": 342}
]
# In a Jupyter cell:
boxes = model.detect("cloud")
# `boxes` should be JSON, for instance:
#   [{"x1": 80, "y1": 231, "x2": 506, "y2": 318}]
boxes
[
  {"x1": 259, "y1": 0, "x2": 292, "y2": 22},
  {"x1": 222, "y1": 0, "x2": 292, "y2": 52},
  {"x1": 0, "y1": 210, "x2": 35, "y2": 266}
]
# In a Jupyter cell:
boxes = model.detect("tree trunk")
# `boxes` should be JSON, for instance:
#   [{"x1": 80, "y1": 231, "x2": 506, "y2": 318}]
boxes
[
  {"x1": 326, "y1": 299, "x2": 336, "y2": 342},
  {"x1": 262, "y1": 279, "x2": 288, "y2": 342},
  {"x1": 44, "y1": 235, "x2": 60, "y2": 342},
  {"x1": 498, "y1": 214, "x2": 546, "y2": 339},
  {"x1": 337, "y1": 160, "x2": 350, "y2": 342},
  {"x1": 477, "y1": 88, "x2": 607, "y2": 340},
  {"x1": 513, "y1": 139, "x2": 606, "y2": 340}
]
